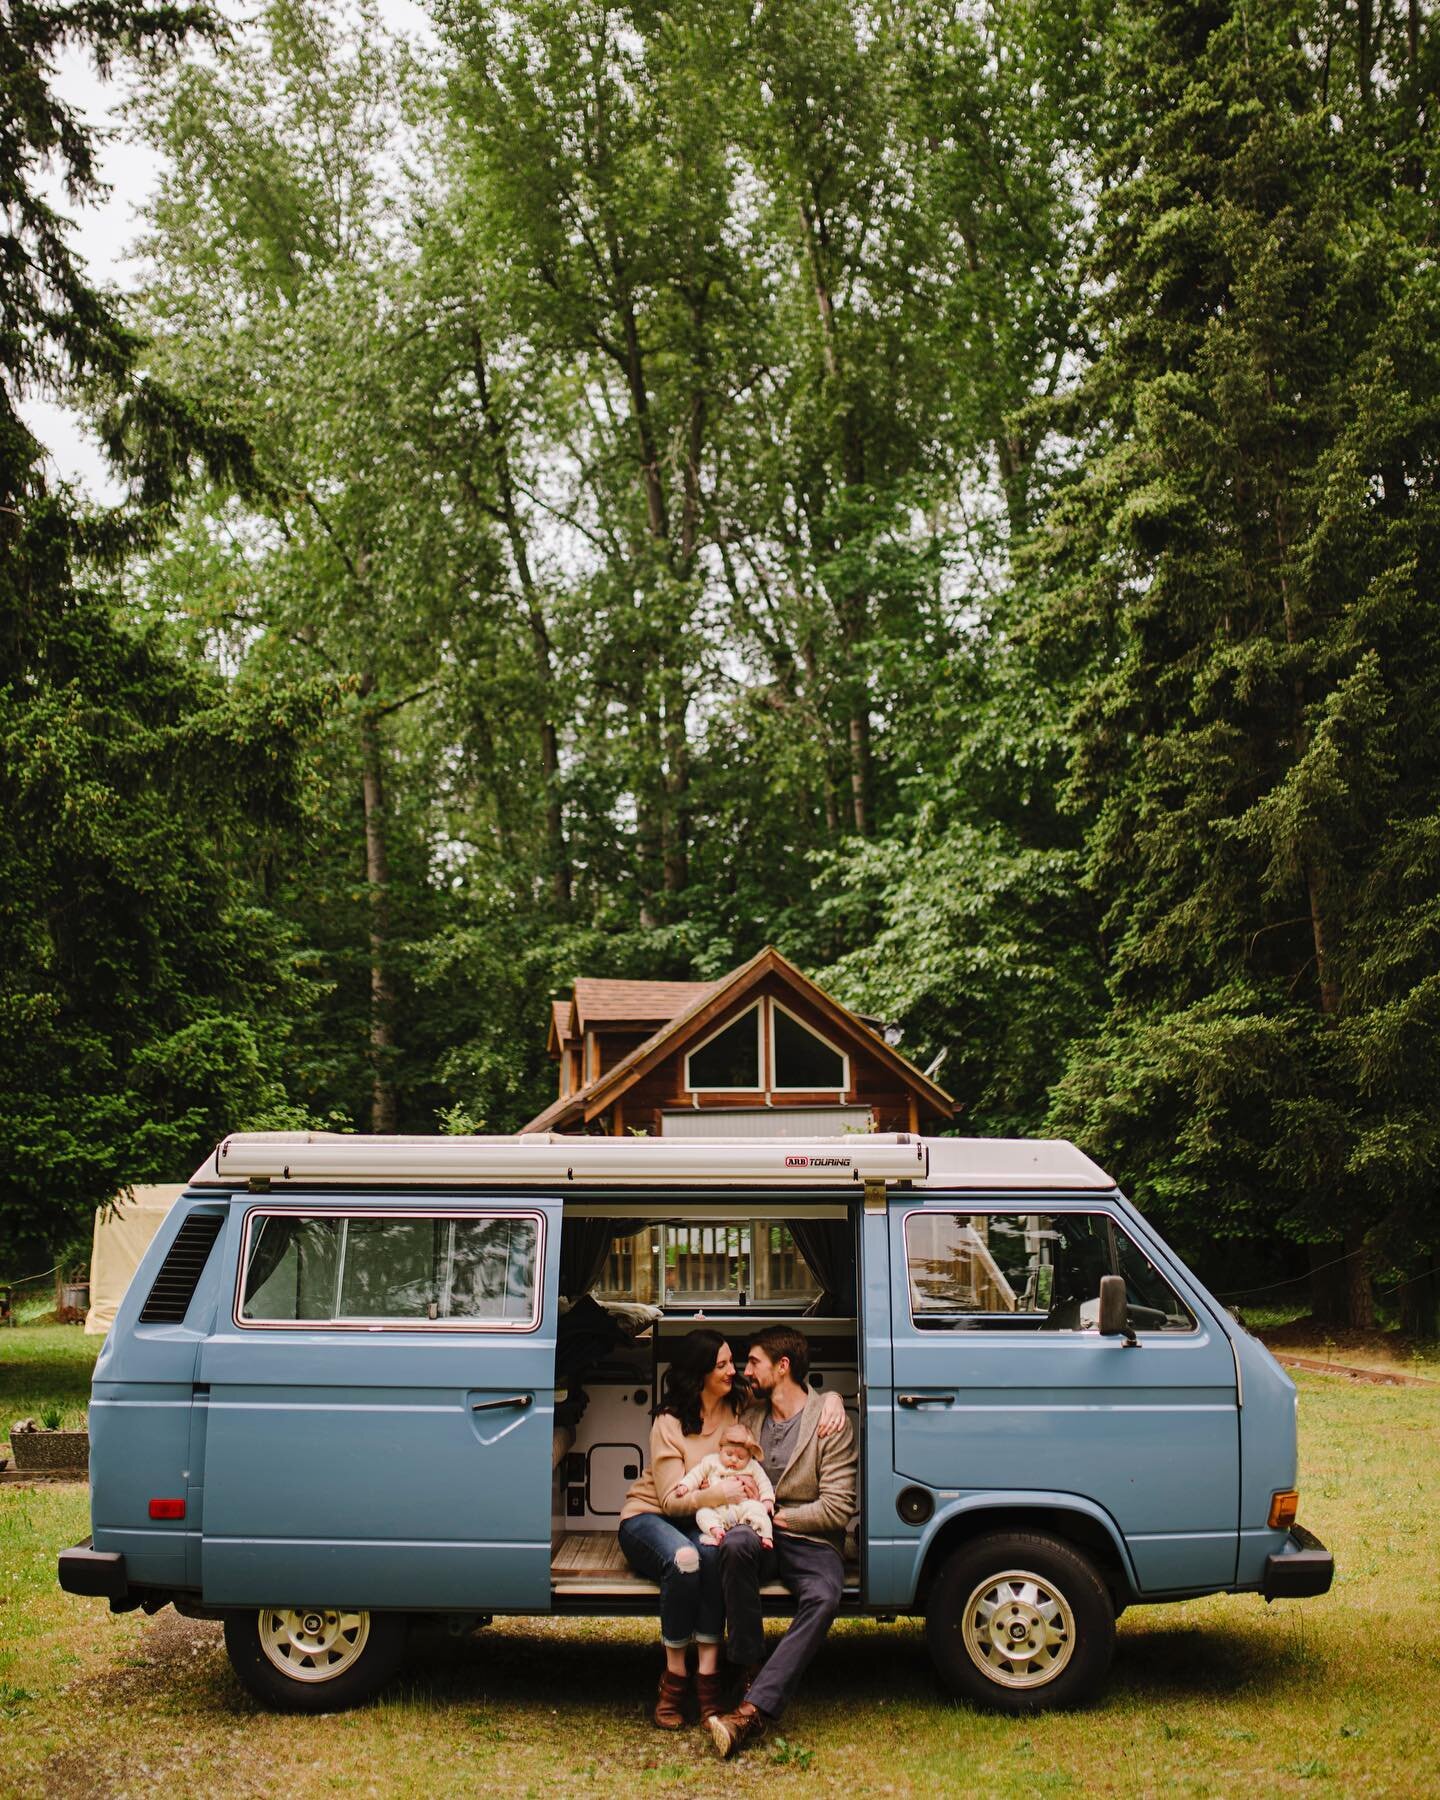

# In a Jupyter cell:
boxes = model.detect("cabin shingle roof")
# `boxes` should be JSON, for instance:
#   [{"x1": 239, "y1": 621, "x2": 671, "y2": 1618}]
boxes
[{"x1": 572, "y1": 976, "x2": 717, "y2": 1026}]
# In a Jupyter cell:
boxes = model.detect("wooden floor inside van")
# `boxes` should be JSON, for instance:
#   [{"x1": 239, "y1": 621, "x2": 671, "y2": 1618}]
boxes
[{"x1": 550, "y1": 1531, "x2": 858, "y2": 1597}]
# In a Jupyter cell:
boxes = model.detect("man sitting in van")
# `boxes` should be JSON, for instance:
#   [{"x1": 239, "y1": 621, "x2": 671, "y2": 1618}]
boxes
[{"x1": 708, "y1": 1325, "x2": 858, "y2": 1759}]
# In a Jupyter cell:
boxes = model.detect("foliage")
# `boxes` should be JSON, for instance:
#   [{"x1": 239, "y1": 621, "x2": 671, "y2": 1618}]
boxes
[
  {"x1": 1033, "y1": 0, "x2": 1440, "y2": 1322},
  {"x1": 6, "y1": 0, "x2": 1439, "y2": 1326},
  {"x1": 0, "y1": 0, "x2": 337, "y2": 1264}
]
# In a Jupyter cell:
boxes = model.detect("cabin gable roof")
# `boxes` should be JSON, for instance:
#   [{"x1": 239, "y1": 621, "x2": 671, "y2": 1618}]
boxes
[{"x1": 521, "y1": 945, "x2": 955, "y2": 1133}]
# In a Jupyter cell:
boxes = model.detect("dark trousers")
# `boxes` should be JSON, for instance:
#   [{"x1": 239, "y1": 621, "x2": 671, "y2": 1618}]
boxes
[{"x1": 718, "y1": 1526, "x2": 844, "y2": 1721}]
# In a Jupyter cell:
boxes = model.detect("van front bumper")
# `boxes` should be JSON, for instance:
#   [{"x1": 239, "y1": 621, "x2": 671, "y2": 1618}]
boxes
[
  {"x1": 59, "y1": 1539, "x2": 127, "y2": 1600},
  {"x1": 1262, "y1": 1524, "x2": 1334, "y2": 1600}
]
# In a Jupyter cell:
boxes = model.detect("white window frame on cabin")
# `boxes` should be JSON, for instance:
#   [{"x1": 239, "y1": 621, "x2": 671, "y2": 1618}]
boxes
[
  {"x1": 683, "y1": 1001, "x2": 764, "y2": 1093},
  {"x1": 768, "y1": 997, "x2": 851, "y2": 1096}
]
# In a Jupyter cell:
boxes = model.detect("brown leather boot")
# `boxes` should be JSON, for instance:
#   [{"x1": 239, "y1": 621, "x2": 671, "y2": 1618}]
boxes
[
  {"x1": 653, "y1": 1669, "x2": 691, "y2": 1730},
  {"x1": 695, "y1": 1672, "x2": 724, "y2": 1724},
  {"x1": 708, "y1": 1700, "x2": 768, "y2": 1758}
]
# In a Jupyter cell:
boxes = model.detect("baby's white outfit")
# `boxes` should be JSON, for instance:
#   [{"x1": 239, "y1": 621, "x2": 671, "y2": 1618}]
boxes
[{"x1": 674, "y1": 1452, "x2": 776, "y2": 1546}]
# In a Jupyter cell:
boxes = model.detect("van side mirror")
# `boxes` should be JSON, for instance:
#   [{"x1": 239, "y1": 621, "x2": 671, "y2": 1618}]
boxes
[{"x1": 1098, "y1": 1275, "x2": 1138, "y2": 1347}]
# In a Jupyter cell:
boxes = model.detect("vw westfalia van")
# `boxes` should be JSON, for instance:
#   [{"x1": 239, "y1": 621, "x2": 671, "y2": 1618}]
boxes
[{"x1": 59, "y1": 1132, "x2": 1332, "y2": 1713}]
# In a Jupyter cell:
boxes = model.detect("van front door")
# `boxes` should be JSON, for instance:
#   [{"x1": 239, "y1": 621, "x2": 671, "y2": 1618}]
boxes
[
  {"x1": 889, "y1": 1198, "x2": 1240, "y2": 1593},
  {"x1": 198, "y1": 1200, "x2": 561, "y2": 1611}
]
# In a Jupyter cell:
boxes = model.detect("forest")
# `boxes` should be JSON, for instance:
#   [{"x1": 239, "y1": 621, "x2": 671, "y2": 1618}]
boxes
[{"x1": 4, "y1": 0, "x2": 1438, "y2": 1332}]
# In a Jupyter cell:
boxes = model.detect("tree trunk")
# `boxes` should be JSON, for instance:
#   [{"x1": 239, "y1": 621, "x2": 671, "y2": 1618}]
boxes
[
  {"x1": 637, "y1": 702, "x2": 664, "y2": 918},
  {"x1": 1398, "y1": 1256, "x2": 1440, "y2": 1338},
  {"x1": 538, "y1": 718, "x2": 570, "y2": 910},
  {"x1": 1307, "y1": 1240, "x2": 1350, "y2": 1327},
  {"x1": 1275, "y1": 488, "x2": 1371, "y2": 1325},
  {"x1": 800, "y1": 199, "x2": 873, "y2": 836},
  {"x1": 1357, "y1": 0, "x2": 1374, "y2": 107},
  {"x1": 1343, "y1": 1225, "x2": 1374, "y2": 1329},
  {"x1": 661, "y1": 676, "x2": 690, "y2": 895},
  {"x1": 473, "y1": 341, "x2": 572, "y2": 911},
  {"x1": 359, "y1": 688, "x2": 398, "y2": 1134},
  {"x1": 849, "y1": 706, "x2": 871, "y2": 836}
]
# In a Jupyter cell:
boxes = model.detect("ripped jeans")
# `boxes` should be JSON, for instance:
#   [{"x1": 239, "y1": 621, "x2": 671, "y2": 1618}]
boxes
[{"x1": 617, "y1": 1512, "x2": 724, "y2": 1650}]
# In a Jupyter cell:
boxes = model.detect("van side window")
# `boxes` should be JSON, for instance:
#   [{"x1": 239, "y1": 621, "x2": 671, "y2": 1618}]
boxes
[
  {"x1": 239, "y1": 1212, "x2": 541, "y2": 1329},
  {"x1": 904, "y1": 1212, "x2": 1195, "y2": 1333}
]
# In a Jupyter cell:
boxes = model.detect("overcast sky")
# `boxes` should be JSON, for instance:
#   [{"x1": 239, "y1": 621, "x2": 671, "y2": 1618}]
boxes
[{"x1": 29, "y1": 0, "x2": 435, "y2": 501}]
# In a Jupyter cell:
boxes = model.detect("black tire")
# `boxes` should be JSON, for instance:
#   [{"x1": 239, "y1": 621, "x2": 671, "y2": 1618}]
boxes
[
  {"x1": 223, "y1": 1607, "x2": 408, "y2": 1713},
  {"x1": 925, "y1": 1530, "x2": 1115, "y2": 1714}
]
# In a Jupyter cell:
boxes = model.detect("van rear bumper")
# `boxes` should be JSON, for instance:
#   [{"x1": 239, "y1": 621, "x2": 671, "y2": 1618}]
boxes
[
  {"x1": 1262, "y1": 1524, "x2": 1334, "y2": 1600},
  {"x1": 59, "y1": 1539, "x2": 127, "y2": 1600}
]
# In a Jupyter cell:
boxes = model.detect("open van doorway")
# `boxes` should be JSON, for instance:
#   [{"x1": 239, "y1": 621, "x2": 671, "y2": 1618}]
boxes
[{"x1": 548, "y1": 1200, "x2": 864, "y2": 1604}]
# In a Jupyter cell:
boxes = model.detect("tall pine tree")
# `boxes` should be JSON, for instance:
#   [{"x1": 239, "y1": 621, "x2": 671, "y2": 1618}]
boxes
[
  {"x1": 1040, "y1": 0, "x2": 1440, "y2": 1327},
  {"x1": 1, "y1": 0, "x2": 325, "y2": 1264}
]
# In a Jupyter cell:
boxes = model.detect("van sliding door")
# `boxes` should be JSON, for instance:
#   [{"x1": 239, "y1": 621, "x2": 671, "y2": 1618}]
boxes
[{"x1": 198, "y1": 1198, "x2": 562, "y2": 1612}]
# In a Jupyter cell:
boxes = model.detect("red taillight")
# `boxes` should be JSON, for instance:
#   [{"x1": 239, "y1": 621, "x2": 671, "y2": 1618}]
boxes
[{"x1": 148, "y1": 1497, "x2": 186, "y2": 1520}]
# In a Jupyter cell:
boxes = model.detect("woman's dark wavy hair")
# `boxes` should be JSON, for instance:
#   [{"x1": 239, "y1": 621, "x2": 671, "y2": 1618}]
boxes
[{"x1": 657, "y1": 1328, "x2": 747, "y2": 1436}]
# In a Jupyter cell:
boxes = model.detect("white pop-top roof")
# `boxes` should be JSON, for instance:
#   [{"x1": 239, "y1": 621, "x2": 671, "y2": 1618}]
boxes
[
  {"x1": 919, "y1": 1137, "x2": 1114, "y2": 1192},
  {"x1": 198, "y1": 1131, "x2": 1114, "y2": 1192}
]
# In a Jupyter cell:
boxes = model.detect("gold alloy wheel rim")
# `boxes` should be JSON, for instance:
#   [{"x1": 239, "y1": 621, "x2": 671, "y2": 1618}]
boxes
[
  {"x1": 960, "y1": 1568, "x2": 1077, "y2": 1690},
  {"x1": 258, "y1": 1608, "x2": 371, "y2": 1682}
]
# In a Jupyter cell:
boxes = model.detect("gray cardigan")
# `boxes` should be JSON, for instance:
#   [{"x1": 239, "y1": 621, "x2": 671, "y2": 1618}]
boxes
[{"x1": 739, "y1": 1386, "x2": 858, "y2": 1554}]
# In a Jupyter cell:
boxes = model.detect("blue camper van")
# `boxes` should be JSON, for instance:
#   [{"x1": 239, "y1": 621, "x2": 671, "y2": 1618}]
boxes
[{"x1": 59, "y1": 1133, "x2": 1332, "y2": 1713}]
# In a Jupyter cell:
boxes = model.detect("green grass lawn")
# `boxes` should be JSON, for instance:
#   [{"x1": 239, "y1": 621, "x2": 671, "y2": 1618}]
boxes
[
  {"x1": 1, "y1": 1325, "x2": 1434, "y2": 1797},
  {"x1": 1, "y1": 1325, "x2": 98, "y2": 1447}
]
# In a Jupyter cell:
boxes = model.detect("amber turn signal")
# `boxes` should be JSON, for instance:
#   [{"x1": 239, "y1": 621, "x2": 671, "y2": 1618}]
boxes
[{"x1": 1268, "y1": 1489, "x2": 1299, "y2": 1530}]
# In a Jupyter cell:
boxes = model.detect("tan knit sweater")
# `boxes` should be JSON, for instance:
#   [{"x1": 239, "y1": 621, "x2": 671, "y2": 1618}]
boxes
[{"x1": 620, "y1": 1413, "x2": 730, "y2": 1522}]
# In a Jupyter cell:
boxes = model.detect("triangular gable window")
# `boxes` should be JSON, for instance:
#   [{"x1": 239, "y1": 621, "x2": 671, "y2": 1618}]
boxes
[
  {"x1": 772, "y1": 1004, "x2": 847, "y2": 1091},
  {"x1": 685, "y1": 1005, "x2": 762, "y2": 1091}
]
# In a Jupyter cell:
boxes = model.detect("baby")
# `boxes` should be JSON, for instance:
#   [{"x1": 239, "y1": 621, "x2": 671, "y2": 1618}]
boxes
[{"x1": 673, "y1": 1423, "x2": 776, "y2": 1549}]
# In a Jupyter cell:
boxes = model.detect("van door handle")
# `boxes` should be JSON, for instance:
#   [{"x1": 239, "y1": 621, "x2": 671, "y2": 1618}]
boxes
[
  {"x1": 897, "y1": 1392, "x2": 955, "y2": 1408},
  {"x1": 471, "y1": 1394, "x2": 533, "y2": 1412}
]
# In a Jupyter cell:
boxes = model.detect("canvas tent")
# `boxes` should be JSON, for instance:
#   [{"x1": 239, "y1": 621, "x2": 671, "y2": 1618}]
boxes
[{"x1": 85, "y1": 1186, "x2": 186, "y2": 1335}]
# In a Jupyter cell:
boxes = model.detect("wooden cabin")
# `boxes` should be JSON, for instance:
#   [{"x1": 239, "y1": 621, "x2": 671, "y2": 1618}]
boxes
[
  {"x1": 523, "y1": 947, "x2": 957, "y2": 1306},
  {"x1": 524, "y1": 945, "x2": 956, "y2": 1141}
]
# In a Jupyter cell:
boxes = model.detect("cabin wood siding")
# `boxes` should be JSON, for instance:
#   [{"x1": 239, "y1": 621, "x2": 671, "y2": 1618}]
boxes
[
  {"x1": 528, "y1": 943, "x2": 956, "y2": 1134},
  {"x1": 593, "y1": 978, "x2": 917, "y2": 1135}
]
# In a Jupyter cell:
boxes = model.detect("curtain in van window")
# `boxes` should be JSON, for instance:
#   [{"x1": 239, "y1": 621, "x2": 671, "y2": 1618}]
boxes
[
  {"x1": 242, "y1": 1215, "x2": 295, "y2": 1296},
  {"x1": 558, "y1": 1219, "x2": 613, "y2": 1298},
  {"x1": 787, "y1": 1219, "x2": 855, "y2": 1314},
  {"x1": 558, "y1": 1218, "x2": 649, "y2": 1298}
]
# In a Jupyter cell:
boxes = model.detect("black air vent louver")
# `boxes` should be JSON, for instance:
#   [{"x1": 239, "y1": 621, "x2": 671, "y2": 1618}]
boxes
[{"x1": 138, "y1": 1212, "x2": 225, "y2": 1324}]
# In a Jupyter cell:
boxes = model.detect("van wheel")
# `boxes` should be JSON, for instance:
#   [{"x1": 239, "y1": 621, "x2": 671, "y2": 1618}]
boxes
[
  {"x1": 223, "y1": 1608, "x2": 407, "y2": 1712},
  {"x1": 925, "y1": 1531, "x2": 1115, "y2": 1714}
]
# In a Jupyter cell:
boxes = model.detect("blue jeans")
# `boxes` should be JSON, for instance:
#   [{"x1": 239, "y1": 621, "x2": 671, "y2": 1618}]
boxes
[{"x1": 617, "y1": 1513, "x2": 724, "y2": 1650}]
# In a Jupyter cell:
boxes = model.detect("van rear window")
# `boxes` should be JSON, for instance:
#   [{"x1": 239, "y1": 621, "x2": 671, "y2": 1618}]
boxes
[{"x1": 238, "y1": 1211, "x2": 541, "y2": 1329}]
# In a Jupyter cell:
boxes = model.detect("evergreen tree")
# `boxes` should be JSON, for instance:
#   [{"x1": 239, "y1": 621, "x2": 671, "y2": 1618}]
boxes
[
  {"x1": 1038, "y1": 0, "x2": 1440, "y2": 1326},
  {"x1": 1, "y1": 0, "x2": 323, "y2": 1262}
]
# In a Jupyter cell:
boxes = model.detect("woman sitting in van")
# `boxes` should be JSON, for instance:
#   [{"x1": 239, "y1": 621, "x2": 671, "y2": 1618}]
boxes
[{"x1": 618, "y1": 1328, "x2": 845, "y2": 1730}]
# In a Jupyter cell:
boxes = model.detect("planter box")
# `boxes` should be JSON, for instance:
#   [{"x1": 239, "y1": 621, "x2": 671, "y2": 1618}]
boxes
[{"x1": 10, "y1": 1428, "x2": 89, "y2": 1474}]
